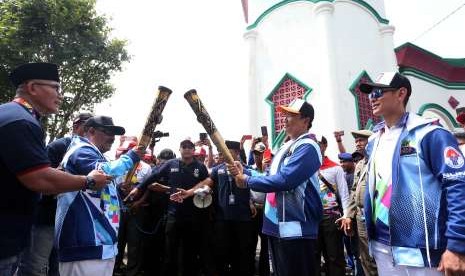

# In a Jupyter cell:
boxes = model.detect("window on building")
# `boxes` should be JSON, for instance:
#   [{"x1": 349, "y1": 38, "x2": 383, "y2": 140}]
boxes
[
  {"x1": 269, "y1": 74, "x2": 310, "y2": 137},
  {"x1": 350, "y1": 71, "x2": 381, "y2": 129}
]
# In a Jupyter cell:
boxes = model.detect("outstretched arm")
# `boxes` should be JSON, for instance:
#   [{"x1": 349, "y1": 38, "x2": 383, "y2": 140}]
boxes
[{"x1": 231, "y1": 143, "x2": 321, "y2": 193}]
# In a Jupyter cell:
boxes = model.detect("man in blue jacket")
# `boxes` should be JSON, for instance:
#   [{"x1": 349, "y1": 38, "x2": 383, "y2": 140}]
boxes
[
  {"x1": 18, "y1": 112, "x2": 92, "y2": 276},
  {"x1": 55, "y1": 116, "x2": 142, "y2": 276},
  {"x1": 229, "y1": 99, "x2": 323, "y2": 276},
  {"x1": 359, "y1": 72, "x2": 465, "y2": 275}
]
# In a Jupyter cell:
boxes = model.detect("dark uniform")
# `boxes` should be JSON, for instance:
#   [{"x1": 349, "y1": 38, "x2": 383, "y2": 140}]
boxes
[
  {"x1": 0, "y1": 63, "x2": 61, "y2": 274},
  {"x1": 138, "y1": 158, "x2": 209, "y2": 276},
  {"x1": 139, "y1": 163, "x2": 171, "y2": 276},
  {"x1": 0, "y1": 100, "x2": 50, "y2": 270},
  {"x1": 211, "y1": 163, "x2": 255, "y2": 276}
]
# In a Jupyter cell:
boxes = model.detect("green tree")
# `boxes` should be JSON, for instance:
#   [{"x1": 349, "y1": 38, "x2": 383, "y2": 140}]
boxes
[{"x1": 0, "y1": 0, "x2": 129, "y2": 142}]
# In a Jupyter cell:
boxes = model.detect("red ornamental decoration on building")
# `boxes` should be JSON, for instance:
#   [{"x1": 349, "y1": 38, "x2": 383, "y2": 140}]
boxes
[
  {"x1": 448, "y1": 96, "x2": 460, "y2": 109},
  {"x1": 354, "y1": 75, "x2": 381, "y2": 128},
  {"x1": 271, "y1": 77, "x2": 307, "y2": 135}
]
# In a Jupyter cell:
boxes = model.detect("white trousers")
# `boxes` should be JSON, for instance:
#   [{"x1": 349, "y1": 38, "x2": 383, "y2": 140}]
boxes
[
  {"x1": 59, "y1": 258, "x2": 115, "y2": 276},
  {"x1": 372, "y1": 241, "x2": 443, "y2": 276}
]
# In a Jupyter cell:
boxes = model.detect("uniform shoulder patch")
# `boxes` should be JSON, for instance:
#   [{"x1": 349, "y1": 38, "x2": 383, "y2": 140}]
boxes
[{"x1": 444, "y1": 146, "x2": 464, "y2": 169}]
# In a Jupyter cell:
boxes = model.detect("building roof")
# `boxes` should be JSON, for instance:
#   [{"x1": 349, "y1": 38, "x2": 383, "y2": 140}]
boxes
[
  {"x1": 395, "y1": 42, "x2": 465, "y2": 88},
  {"x1": 245, "y1": 0, "x2": 389, "y2": 31}
]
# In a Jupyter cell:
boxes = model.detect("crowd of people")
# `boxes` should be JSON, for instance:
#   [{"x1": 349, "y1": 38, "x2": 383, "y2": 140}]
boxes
[{"x1": 1, "y1": 62, "x2": 465, "y2": 276}]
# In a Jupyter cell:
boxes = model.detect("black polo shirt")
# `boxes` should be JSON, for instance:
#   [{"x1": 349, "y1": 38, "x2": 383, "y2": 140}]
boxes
[
  {"x1": 0, "y1": 102, "x2": 50, "y2": 259},
  {"x1": 140, "y1": 158, "x2": 208, "y2": 221},
  {"x1": 34, "y1": 136, "x2": 72, "y2": 226},
  {"x1": 211, "y1": 163, "x2": 252, "y2": 221}
]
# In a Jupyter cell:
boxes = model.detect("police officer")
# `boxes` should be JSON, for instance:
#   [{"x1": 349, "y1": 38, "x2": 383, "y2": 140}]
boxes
[
  {"x1": 249, "y1": 142, "x2": 270, "y2": 276},
  {"x1": 172, "y1": 140, "x2": 256, "y2": 276},
  {"x1": 132, "y1": 139, "x2": 209, "y2": 276},
  {"x1": 139, "y1": 148, "x2": 176, "y2": 276},
  {"x1": 337, "y1": 130, "x2": 378, "y2": 276}
]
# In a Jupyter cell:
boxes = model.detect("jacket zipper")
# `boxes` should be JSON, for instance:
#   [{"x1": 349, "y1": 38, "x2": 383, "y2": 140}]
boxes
[{"x1": 282, "y1": 192, "x2": 286, "y2": 222}]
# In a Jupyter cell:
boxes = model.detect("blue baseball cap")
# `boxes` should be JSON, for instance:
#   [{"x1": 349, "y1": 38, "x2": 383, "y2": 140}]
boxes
[{"x1": 338, "y1": 152, "x2": 353, "y2": 162}]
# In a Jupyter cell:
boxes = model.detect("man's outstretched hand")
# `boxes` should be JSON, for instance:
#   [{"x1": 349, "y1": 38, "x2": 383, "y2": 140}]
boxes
[
  {"x1": 124, "y1": 187, "x2": 140, "y2": 203},
  {"x1": 170, "y1": 188, "x2": 194, "y2": 203}
]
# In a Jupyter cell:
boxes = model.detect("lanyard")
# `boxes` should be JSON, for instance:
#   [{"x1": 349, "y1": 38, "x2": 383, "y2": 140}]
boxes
[
  {"x1": 13, "y1": 97, "x2": 33, "y2": 113},
  {"x1": 227, "y1": 164, "x2": 236, "y2": 196},
  {"x1": 13, "y1": 97, "x2": 39, "y2": 119}
]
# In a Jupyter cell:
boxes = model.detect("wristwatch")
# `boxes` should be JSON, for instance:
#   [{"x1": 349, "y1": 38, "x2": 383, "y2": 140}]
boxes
[{"x1": 85, "y1": 176, "x2": 97, "y2": 190}]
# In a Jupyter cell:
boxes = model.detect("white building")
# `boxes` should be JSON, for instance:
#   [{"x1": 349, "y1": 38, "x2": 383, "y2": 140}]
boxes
[{"x1": 242, "y1": 0, "x2": 465, "y2": 156}]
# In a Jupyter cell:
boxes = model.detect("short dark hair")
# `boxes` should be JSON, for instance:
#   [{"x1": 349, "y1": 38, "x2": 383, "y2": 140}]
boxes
[
  {"x1": 300, "y1": 114, "x2": 313, "y2": 130},
  {"x1": 83, "y1": 125, "x2": 91, "y2": 133},
  {"x1": 402, "y1": 88, "x2": 410, "y2": 107}
]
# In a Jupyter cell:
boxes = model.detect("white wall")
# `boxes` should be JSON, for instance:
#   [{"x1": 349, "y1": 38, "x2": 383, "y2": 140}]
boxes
[
  {"x1": 252, "y1": 1, "x2": 319, "y2": 131},
  {"x1": 246, "y1": 0, "x2": 396, "y2": 158},
  {"x1": 407, "y1": 75, "x2": 465, "y2": 129}
]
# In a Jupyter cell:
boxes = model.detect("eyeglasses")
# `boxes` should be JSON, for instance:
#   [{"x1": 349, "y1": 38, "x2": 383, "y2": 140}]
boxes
[
  {"x1": 95, "y1": 127, "x2": 114, "y2": 136},
  {"x1": 32, "y1": 82, "x2": 62, "y2": 94},
  {"x1": 368, "y1": 88, "x2": 396, "y2": 100}
]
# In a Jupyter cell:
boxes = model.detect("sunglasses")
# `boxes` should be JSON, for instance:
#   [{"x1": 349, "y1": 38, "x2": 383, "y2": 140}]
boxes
[{"x1": 368, "y1": 88, "x2": 397, "y2": 100}]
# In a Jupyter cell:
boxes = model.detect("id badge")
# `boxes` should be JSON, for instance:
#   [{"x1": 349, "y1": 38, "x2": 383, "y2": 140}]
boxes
[{"x1": 228, "y1": 194, "x2": 235, "y2": 205}]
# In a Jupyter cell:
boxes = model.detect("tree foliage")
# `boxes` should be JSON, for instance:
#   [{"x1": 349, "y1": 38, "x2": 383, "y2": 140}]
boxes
[{"x1": 0, "y1": 0, "x2": 129, "y2": 142}]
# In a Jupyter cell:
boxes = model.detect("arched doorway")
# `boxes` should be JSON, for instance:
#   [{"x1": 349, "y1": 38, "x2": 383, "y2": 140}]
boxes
[{"x1": 417, "y1": 103, "x2": 459, "y2": 130}]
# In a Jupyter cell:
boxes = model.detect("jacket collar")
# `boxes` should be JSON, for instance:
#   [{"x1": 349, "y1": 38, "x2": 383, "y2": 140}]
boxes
[
  {"x1": 372, "y1": 112, "x2": 438, "y2": 134},
  {"x1": 372, "y1": 112, "x2": 409, "y2": 133}
]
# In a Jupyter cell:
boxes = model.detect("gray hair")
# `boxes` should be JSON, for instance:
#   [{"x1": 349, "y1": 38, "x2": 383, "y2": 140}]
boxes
[{"x1": 15, "y1": 83, "x2": 26, "y2": 97}]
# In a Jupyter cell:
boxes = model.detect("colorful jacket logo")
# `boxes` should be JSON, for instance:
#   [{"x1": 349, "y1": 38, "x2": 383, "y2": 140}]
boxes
[
  {"x1": 400, "y1": 139, "x2": 417, "y2": 156},
  {"x1": 444, "y1": 146, "x2": 464, "y2": 169}
]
